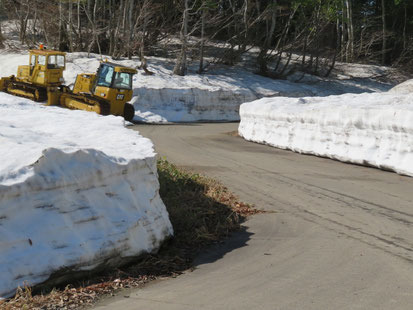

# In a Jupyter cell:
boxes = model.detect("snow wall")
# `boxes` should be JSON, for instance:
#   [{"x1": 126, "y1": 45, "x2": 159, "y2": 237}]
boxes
[
  {"x1": 0, "y1": 94, "x2": 173, "y2": 298},
  {"x1": 131, "y1": 87, "x2": 257, "y2": 123},
  {"x1": 239, "y1": 92, "x2": 413, "y2": 177}
]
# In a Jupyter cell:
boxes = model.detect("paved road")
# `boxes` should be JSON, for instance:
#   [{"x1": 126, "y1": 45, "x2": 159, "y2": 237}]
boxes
[{"x1": 94, "y1": 123, "x2": 413, "y2": 310}]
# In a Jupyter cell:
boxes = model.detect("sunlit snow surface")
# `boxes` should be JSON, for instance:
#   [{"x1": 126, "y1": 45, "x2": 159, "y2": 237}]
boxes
[
  {"x1": 239, "y1": 92, "x2": 413, "y2": 177},
  {"x1": 0, "y1": 94, "x2": 173, "y2": 298}
]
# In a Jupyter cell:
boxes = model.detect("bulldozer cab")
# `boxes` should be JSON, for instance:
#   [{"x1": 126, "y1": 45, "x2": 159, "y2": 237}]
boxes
[
  {"x1": 17, "y1": 49, "x2": 66, "y2": 87},
  {"x1": 93, "y1": 62, "x2": 137, "y2": 116},
  {"x1": 95, "y1": 63, "x2": 135, "y2": 90},
  {"x1": 70, "y1": 61, "x2": 137, "y2": 119}
]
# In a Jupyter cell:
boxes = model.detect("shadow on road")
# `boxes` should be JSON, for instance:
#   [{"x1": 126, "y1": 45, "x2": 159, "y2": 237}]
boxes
[{"x1": 193, "y1": 225, "x2": 253, "y2": 268}]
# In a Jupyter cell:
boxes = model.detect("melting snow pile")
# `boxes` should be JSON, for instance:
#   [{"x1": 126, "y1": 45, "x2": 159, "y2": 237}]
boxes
[
  {"x1": 239, "y1": 92, "x2": 413, "y2": 177},
  {"x1": 0, "y1": 93, "x2": 173, "y2": 298}
]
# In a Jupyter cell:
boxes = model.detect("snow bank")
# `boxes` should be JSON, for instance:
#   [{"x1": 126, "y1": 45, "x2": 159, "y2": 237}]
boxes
[
  {"x1": 0, "y1": 93, "x2": 173, "y2": 298},
  {"x1": 128, "y1": 59, "x2": 391, "y2": 123},
  {"x1": 239, "y1": 93, "x2": 413, "y2": 177},
  {"x1": 0, "y1": 52, "x2": 393, "y2": 123},
  {"x1": 131, "y1": 86, "x2": 256, "y2": 122}
]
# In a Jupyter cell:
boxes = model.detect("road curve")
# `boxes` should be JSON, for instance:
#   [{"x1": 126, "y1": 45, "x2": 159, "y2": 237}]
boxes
[{"x1": 94, "y1": 123, "x2": 413, "y2": 310}]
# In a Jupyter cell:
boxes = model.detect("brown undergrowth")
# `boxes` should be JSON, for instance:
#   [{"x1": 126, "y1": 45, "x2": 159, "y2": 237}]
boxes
[{"x1": 0, "y1": 158, "x2": 261, "y2": 310}]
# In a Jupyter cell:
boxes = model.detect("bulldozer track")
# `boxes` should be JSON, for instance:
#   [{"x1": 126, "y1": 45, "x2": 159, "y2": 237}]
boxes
[
  {"x1": 63, "y1": 92, "x2": 111, "y2": 116},
  {"x1": 5, "y1": 79, "x2": 48, "y2": 102}
]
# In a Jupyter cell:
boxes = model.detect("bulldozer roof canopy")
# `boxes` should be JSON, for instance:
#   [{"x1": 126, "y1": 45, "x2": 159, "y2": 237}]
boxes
[
  {"x1": 101, "y1": 61, "x2": 137, "y2": 74},
  {"x1": 29, "y1": 49, "x2": 66, "y2": 56}
]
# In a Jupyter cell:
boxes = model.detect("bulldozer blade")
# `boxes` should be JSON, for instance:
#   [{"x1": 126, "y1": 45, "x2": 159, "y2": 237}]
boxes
[
  {"x1": 0, "y1": 77, "x2": 9, "y2": 92},
  {"x1": 46, "y1": 88, "x2": 62, "y2": 106}
]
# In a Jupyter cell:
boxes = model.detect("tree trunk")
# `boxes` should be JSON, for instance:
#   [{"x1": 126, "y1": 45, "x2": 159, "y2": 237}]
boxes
[
  {"x1": 108, "y1": 0, "x2": 114, "y2": 55},
  {"x1": 0, "y1": 0, "x2": 4, "y2": 49},
  {"x1": 341, "y1": 0, "x2": 347, "y2": 61},
  {"x1": 325, "y1": 49, "x2": 337, "y2": 77},
  {"x1": 117, "y1": 0, "x2": 128, "y2": 57},
  {"x1": 77, "y1": 0, "x2": 82, "y2": 51},
  {"x1": 93, "y1": 0, "x2": 102, "y2": 57},
  {"x1": 198, "y1": 3, "x2": 206, "y2": 74},
  {"x1": 41, "y1": 18, "x2": 51, "y2": 47},
  {"x1": 403, "y1": 1, "x2": 407, "y2": 50},
  {"x1": 31, "y1": 3, "x2": 38, "y2": 46},
  {"x1": 345, "y1": 0, "x2": 354, "y2": 62},
  {"x1": 240, "y1": 0, "x2": 249, "y2": 52},
  {"x1": 257, "y1": 0, "x2": 277, "y2": 75},
  {"x1": 19, "y1": 0, "x2": 30, "y2": 44},
  {"x1": 128, "y1": 0, "x2": 134, "y2": 59},
  {"x1": 68, "y1": 0, "x2": 74, "y2": 52},
  {"x1": 381, "y1": 0, "x2": 386, "y2": 65},
  {"x1": 58, "y1": 1, "x2": 63, "y2": 49},
  {"x1": 112, "y1": 0, "x2": 123, "y2": 58},
  {"x1": 336, "y1": 16, "x2": 341, "y2": 53},
  {"x1": 173, "y1": 0, "x2": 189, "y2": 76},
  {"x1": 0, "y1": 19, "x2": 3, "y2": 49}
]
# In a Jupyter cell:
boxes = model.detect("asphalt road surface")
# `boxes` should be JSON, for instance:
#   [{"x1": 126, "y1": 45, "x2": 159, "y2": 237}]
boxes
[{"x1": 94, "y1": 123, "x2": 413, "y2": 310}]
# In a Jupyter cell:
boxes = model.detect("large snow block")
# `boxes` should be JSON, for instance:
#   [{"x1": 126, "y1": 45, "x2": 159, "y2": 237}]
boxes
[
  {"x1": 239, "y1": 93, "x2": 413, "y2": 177},
  {"x1": 0, "y1": 94, "x2": 173, "y2": 298},
  {"x1": 131, "y1": 87, "x2": 257, "y2": 123}
]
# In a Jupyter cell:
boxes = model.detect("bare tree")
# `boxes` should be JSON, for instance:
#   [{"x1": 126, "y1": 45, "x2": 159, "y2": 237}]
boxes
[
  {"x1": 0, "y1": 0, "x2": 4, "y2": 49},
  {"x1": 0, "y1": 23, "x2": 4, "y2": 49},
  {"x1": 198, "y1": 1, "x2": 207, "y2": 73},
  {"x1": 82, "y1": 0, "x2": 102, "y2": 57},
  {"x1": 344, "y1": 0, "x2": 354, "y2": 62},
  {"x1": 0, "y1": 0, "x2": 410, "y2": 69},
  {"x1": 257, "y1": 0, "x2": 278, "y2": 76},
  {"x1": 68, "y1": 0, "x2": 74, "y2": 52},
  {"x1": 173, "y1": 0, "x2": 190, "y2": 76},
  {"x1": 13, "y1": 0, "x2": 30, "y2": 44},
  {"x1": 381, "y1": 0, "x2": 387, "y2": 65}
]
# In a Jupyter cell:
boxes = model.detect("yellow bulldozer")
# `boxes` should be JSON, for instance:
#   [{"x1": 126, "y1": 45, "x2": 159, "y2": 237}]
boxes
[
  {"x1": 0, "y1": 47, "x2": 137, "y2": 121},
  {"x1": 0, "y1": 48, "x2": 66, "y2": 101},
  {"x1": 48, "y1": 61, "x2": 137, "y2": 121}
]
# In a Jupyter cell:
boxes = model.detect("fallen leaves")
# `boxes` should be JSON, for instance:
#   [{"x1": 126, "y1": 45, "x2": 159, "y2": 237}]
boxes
[{"x1": 1, "y1": 276, "x2": 154, "y2": 310}]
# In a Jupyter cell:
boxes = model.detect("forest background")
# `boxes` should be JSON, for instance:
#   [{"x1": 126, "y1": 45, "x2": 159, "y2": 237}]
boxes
[{"x1": 0, "y1": 0, "x2": 412, "y2": 77}]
